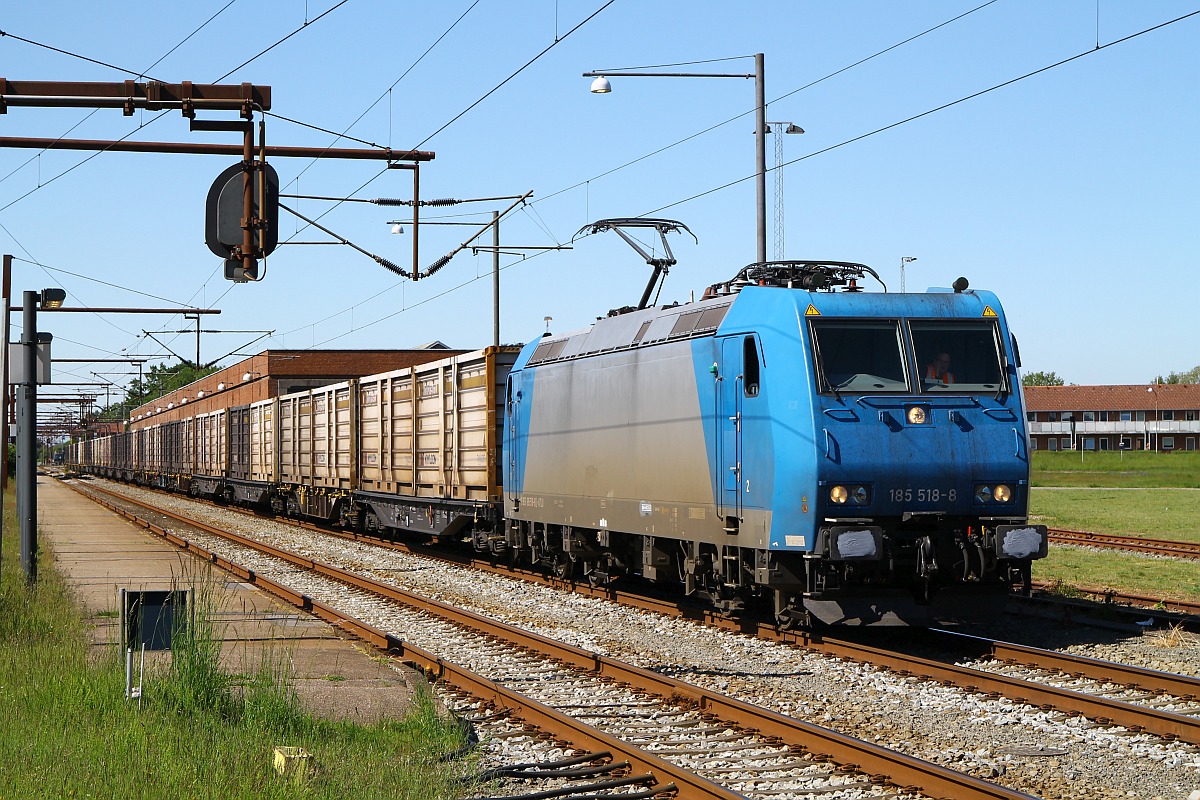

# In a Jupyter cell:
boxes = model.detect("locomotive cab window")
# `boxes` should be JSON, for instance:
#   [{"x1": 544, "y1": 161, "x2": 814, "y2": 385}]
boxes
[
  {"x1": 811, "y1": 320, "x2": 907, "y2": 394},
  {"x1": 910, "y1": 321, "x2": 1006, "y2": 393},
  {"x1": 743, "y1": 336, "x2": 760, "y2": 397}
]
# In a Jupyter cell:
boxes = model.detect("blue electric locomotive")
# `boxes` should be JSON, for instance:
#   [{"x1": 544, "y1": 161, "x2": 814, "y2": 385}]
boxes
[{"x1": 503, "y1": 261, "x2": 1047, "y2": 625}]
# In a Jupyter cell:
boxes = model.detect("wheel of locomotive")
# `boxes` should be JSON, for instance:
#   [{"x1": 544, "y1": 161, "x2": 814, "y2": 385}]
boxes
[
  {"x1": 584, "y1": 560, "x2": 606, "y2": 588},
  {"x1": 551, "y1": 552, "x2": 576, "y2": 580},
  {"x1": 714, "y1": 586, "x2": 741, "y2": 618},
  {"x1": 773, "y1": 592, "x2": 802, "y2": 630}
]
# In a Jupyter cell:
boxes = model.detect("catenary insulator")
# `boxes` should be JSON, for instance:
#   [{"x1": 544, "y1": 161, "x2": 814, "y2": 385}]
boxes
[{"x1": 374, "y1": 256, "x2": 412, "y2": 278}]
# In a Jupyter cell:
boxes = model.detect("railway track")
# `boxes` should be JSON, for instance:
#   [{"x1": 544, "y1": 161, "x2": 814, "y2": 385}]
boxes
[
  {"x1": 1048, "y1": 527, "x2": 1200, "y2": 560},
  {"x1": 71, "y1": 478, "x2": 1200, "y2": 746},
  {"x1": 66, "y1": 478, "x2": 1047, "y2": 800},
  {"x1": 1024, "y1": 581, "x2": 1200, "y2": 623}
]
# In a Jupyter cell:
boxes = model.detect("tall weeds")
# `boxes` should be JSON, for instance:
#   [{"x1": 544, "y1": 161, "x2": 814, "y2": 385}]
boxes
[{"x1": 0, "y1": 493, "x2": 473, "y2": 798}]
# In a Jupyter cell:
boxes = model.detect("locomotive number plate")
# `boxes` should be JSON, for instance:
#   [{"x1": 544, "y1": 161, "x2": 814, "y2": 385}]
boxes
[{"x1": 889, "y1": 488, "x2": 957, "y2": 503}]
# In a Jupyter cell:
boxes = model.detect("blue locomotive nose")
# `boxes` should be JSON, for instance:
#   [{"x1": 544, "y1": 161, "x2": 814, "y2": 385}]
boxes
[
  {"x1": 782, "y1": 288, "x2": 1047, "y2": 624},
  {"x1": 819, "y1": 395, "x2": 1028, "y2": 519}
]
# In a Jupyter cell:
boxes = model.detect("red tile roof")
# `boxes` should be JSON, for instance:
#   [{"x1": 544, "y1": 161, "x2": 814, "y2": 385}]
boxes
[{"x1": 1024, "y1": 384, "x2": 1200, "y2": 412}]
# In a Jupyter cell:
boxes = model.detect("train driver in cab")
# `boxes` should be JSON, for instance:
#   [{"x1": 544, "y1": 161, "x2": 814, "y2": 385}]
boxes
[{"x1": 924, "y1": 352, "x2": 955, "y2": 385}]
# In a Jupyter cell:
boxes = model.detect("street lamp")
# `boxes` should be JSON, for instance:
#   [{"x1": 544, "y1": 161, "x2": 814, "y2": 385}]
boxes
[
  {"x1": 15, "y1": 288, "x2": 63, "y2": 583},
  {"x1": 583, "y1": 53, "x2": 770, "y2": 264},
  {"x1": 900, "y1": 256, "x2": 918, "y2": 293}
]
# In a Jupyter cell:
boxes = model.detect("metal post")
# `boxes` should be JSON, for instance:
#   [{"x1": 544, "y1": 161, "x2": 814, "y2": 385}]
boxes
[
  {"x1": 18, "y1": 290, "x2": 37, "y2": 583},
  {"x1": 754, "y1": 53, "x2": 767, "y2": 266},
  {"x1": 1, "y1": 256, "x2": 9, "y2": 492},
  {"x1": 492, "y1": 210, "x2": 500, "y2": 347},
  {"x1": 0, "y1": 255, "x2": 9, "y2": 583}
]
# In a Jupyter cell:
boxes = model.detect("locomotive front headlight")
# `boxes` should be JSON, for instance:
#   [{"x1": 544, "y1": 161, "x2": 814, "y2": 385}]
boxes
[
  {"x1": 850, "y1": 485, "x2": 870, "y2": 505},
  {"x1": 975, "y1": 484, "x2": 994, "y2": 503},
  {"x1": 830, "y1": 485, "x2": 849, "y2": 504},
  {"x1": 994, "y1": 484, "x2": 1013, "y2": 503},
  {"x1": 907, "y1": 405, "x2": 928, "y2": 425}
]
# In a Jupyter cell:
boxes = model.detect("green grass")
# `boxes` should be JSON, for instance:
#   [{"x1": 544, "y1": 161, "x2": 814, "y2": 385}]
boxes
[
  {"x1": 1028, "y1": 452, "x2": 1200, "y2": 602},
  {"x1": 0, "y1": 496, "x2": 479, "y2": 799},
  {"x1": 1029, "y1": 488, "x2": 1200, "y2": 542},
  {"x1": 1033, "y1": 546, "x2": 1200, "y2": 603},
  {"x1": 1032, "y1": 450, "x2": 1200, "y2": 488}
]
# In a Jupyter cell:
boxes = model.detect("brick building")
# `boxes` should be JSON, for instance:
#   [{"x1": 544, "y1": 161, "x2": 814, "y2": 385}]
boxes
[
  {"x1": 125, "y1": 347, "x2": 463, "y2": 431},
  {"x1": 1024, "y1": 384, "x2": 1200, "y2": 452}
]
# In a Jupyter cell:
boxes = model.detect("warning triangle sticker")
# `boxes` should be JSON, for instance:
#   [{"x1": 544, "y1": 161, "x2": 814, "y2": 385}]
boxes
[
  {"x1": 804, "y1": 304, "x2": 821, "y2": 316},
  {"x1": 982, "y1": 306, "x2": 997, "y2": 317}
]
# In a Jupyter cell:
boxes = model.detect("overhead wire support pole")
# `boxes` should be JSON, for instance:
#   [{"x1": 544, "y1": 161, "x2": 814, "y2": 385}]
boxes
[
  {"x1": 0, "y1": 136, "x2": 434, "y2": 162},
  {"x1": 7, "y1": 307, "x2": 219, "y2": 315}
]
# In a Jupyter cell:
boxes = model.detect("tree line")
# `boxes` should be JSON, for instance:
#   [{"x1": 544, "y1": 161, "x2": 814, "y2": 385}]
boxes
[
  {"x1": 93, "y1": 361, "x2": 218, "y2": 423},
  {"x1": 1022, "y1": 364, "x2": 1200, "y2": 387}
]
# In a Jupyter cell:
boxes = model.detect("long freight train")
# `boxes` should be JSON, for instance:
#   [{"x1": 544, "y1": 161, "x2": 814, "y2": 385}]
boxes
[{"x1": 68, "y1": 261, "x2": 1047, "y2": 626}]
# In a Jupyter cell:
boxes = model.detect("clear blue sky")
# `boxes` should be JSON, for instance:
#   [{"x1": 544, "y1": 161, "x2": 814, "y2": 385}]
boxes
[{"x1": 1, "y1": 1, "x2": 1196, "y2": 408}]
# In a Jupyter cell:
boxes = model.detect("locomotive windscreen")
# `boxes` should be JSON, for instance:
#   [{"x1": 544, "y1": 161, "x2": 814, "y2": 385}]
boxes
[
  {"x1": 910, "y1": 320, "x2": 1006, "y2": 392},
  {"x1": 812, "y1": 318, "x2": 1007, "y2": 394},
  {"x1": 811, "y1": 320, "x2": 908, "y2": 393}
]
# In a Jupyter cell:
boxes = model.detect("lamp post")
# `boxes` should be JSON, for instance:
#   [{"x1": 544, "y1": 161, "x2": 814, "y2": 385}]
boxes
[
  {"x1": 583, "y1": 53, "x2": 770, "y2": 264},
  {"x1": 1147, "y1": 385, "x2": 1159, "y2": 452},
  {"x1": 900, "y1": 256, "x2": 918, "y2": 293},
  {"x1": 17, "y1": 287, "x2": 64, "y2": 583}
]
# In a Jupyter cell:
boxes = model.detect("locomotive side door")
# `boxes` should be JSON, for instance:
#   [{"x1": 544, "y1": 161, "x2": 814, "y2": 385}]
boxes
[
  {"x1": 717, "y1": 336, "x2": 745, "y2": 524},
  {"x1": 504, "y1": 372, "x2": 523, "y2": 501}
]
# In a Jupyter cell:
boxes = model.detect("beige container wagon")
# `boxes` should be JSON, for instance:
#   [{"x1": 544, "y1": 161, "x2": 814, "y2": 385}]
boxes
[
  {"x1": 191, "y1": 408, "x2": 229, "y2": 497},
  {"x1": 268, "y1": 346, "x2": 518, "y2": 535}
]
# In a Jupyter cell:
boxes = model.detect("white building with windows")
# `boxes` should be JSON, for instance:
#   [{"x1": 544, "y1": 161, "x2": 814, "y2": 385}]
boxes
[{"x1": 1024, "y1": 384, "x2": 1200, "y2": 452}]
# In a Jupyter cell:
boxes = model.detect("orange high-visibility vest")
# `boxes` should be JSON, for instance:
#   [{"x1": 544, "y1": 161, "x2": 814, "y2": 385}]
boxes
[{"x1": 926, "y1": 365, "x2": 955, "y2": 384}]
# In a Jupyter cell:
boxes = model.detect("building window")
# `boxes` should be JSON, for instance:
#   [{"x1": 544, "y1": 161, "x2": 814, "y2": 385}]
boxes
[
  {"x1": 1135, "y1": 411, "x2": 1145, "y2": 421},
  {"x1": 1083, "y1": 437, "x2": 1095, "y2": 451},
  {"x1": 1047, "y1": 438, "x2": 1058, "y2": 451},
  {"x1": 1162, "y1": 437, "x2": 1175, "y2": 450},
  {"x1": 1061, "y1": 438, "x2": 1071, "y2": 450},
  {"x1": 1049, "y1": 412, "x2": 1059, "y2": 422},
  {"x1": 1120, "y1": 411, "x2": 1132, "y2": 422},
  {"x1": 1162, "y1": 410, "x2": 1175, "y2": 421},
  {"x1": 1030, "y1": 438, "x2": 1039, "y2": 450},
  {"x1": 1186, "y1": 411, "x2": 1196, "y2": 422},
  {"x1": 1186, "y1": 437, "x2": 1195, "y2": 451},
  {"x1": 1082, "y1": 411, "x2": 1095, "y2": 422},
  {"x1": 1099, "y1": 438, "x2": 1109, "y2": 451},
  {"x1": 1027, "y1": 412, "x2": 1036, "y2": 422},
  {"x1": 1099, "y1": 411, "x2": 1110, "y2": 422},
  {"x1": 1119, "y1": 436, "x2": 1132, "y2": 450}
]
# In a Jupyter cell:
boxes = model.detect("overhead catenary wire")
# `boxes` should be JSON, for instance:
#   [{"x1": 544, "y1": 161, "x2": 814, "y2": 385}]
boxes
[
  {"x1": 641, "y1": 7, "x2": 1200, "y2": 221},
  {"x1": 2, "y1": 2, "x2": 618, "y2": 360},
  {"x1": 286, "y1": 7, "x2": 1200, "y2": 349}
]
